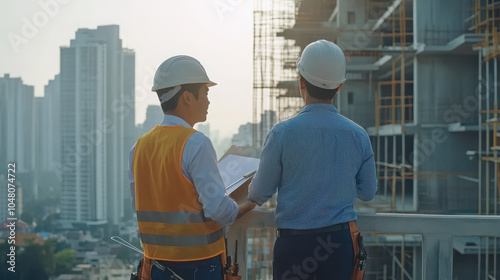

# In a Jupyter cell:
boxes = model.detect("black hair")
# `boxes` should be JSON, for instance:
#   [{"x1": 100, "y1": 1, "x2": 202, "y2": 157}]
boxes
[
  {"x1": 301, "y1": 75, "x2": 340, "y2": 100},
  {"x1": 157, "y1": 83, "x2": 203, "y2": 113}
]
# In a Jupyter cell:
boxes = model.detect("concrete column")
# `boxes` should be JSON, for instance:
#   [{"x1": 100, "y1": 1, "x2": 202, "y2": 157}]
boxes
[{"x1": 423, "y1": 234, "x2": 453, "y2": 280}]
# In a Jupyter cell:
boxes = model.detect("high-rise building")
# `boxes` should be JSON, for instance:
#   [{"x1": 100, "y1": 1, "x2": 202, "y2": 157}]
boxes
[
  {"x1": 39, "y1": 75, "x2": 62, "y2": 172},
  {"x1": 0, "y1": 74, "x2": 32, "y2": 220},
  {"x1": 34, "y1": 97, "x2": 46, "y2": 170},
  {"x1": 197, "y1": 123, "x2": 211, "y2": 138},
  {"x1": 0, "y1": 74, "x2": 34, "y2": 174},
  {"x1": 33, "y1": 76, "x2": 61, "y2": 201},
  {"x1": 33, "y1": 97, "x2": 44, "y2": 200},
  {"x1": 59, "y1": 25, "x2": 135, "y2": 225},
  {"x1": 232, "y1": 122, "x2": 255, "y2": 147},
  {"x1": 139, "y1": 105, "x2": 164, "y2": 136},
  {"x1": 233, "y1": 110, "x2": 275, "y2": 148},
  {"x1": 121, "y1": 49, "x2": 136, "y2": 221}
]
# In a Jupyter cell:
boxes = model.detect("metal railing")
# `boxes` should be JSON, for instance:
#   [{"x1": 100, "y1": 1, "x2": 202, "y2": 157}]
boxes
[{"x1": 227, "y1": 210, "x2": 500, "y2": 280}]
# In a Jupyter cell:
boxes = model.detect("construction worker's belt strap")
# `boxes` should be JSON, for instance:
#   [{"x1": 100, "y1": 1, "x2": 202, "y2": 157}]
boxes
[
  {"x1": 276, "y1": 222, "x2": 349, "y2": 238},
  {"x1": 138, "y1": 257, "x2": 185, "y2": 280},
  {"x1": 349, "y1": 221, "x2": 366, "y2": 280}
]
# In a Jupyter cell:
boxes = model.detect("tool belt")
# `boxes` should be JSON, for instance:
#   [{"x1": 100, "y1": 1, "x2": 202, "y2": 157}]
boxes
[
  {"x1": 132, "y1": 257, "x2": 183, "y2": 280},
  {"x1": 276, "y1": 222, "x2": 349, "y2": 237},
  {"x1": 225, "y1": 274, "x2": 242, "y2": 280},
  {"x1": 133, "y1": 255, "x2": 232, "y2": 280},
  {"x1": 349, "y1": 221, "x2": 367, "y2": 280},
  {"x1": 224, "y1": 239, "x2": 241, "y2": 280},
  {"x1": 130, "y1": 257, "x2": 152, "y2": 280}
]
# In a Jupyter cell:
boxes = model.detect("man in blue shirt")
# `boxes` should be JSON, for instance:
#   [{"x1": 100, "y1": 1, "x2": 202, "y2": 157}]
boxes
[{"x1": 248, "y1": 40, "x2": 377, "y2": 279}]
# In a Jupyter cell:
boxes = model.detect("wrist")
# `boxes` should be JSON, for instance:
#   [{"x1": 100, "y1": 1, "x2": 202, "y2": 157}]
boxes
[{"x1": 247, "y1": 198, "x2": 256, "y2": 209}]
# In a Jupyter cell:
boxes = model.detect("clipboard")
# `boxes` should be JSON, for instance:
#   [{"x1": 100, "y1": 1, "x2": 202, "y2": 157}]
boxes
[{"x1": 218, "y1": 146, "x2": 260, "y2": 204}]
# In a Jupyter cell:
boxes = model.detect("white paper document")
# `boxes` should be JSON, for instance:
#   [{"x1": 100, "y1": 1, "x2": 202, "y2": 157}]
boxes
[{"x1": 218, "y1": 154, "x2": 260, "y2": 195}]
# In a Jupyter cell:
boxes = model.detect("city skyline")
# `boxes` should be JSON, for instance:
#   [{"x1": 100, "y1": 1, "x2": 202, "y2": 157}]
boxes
[
  {"x1": 0, "y1": 23, "x2": 261, "y2": 225},
  {"x1": 58, "y1": 25, "x2": 136, "y2": 224},
  {"x1": 0, "y1": 0, "x2": 255, "y2": 138}
]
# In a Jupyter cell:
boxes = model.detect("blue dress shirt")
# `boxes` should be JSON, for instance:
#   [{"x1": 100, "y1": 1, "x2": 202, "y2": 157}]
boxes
[
  {"x1": 128, "y1": 115, "x2": 239, "y2": 227},
  {"x1": 248, "y1": 103, "x2": 377, "y2": 229}
]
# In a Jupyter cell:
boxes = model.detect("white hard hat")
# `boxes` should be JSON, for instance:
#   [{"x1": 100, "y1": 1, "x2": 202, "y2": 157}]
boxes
[
  {"x1": 296, "y1": 40, "x2": 346, "y2": 90},
  {"x1": 152, "y1": 55, "x2": 216, "y2": 103}
]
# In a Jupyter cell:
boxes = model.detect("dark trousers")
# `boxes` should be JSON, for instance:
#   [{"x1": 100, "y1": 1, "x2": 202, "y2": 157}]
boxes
[
  {"x1": 149, "y1": 254, "x2": 223, "y2": 280},
  {"x1": 273, "y1": 228, "x2": 354, "y2": 280}
]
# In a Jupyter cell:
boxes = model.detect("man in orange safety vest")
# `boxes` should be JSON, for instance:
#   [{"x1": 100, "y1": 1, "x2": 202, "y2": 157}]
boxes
[{"x1": 128, "y1": 55, "x2": 256, "y2": 280}]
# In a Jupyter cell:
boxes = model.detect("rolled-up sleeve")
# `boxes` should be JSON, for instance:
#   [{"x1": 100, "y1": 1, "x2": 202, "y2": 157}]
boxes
[
  {"x1": 187, "y1": 137, "x2": 239, "y2": 227},
  {"x1": 355, "y1": 134, "x2": 378, "y2": 201},
  {"x1": 248, "y1": 128, "x2": 282, "y2": 206}
]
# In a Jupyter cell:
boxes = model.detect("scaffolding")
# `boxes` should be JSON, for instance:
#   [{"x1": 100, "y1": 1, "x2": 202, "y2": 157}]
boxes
[
  {"x1": 373, "y1": 0, "x2": 414, "y2": 213},
  {"x1": 253, "y1": 0, "x2": 339, "y2": 146},
  {"x1": 472, "y1": 0, "x2": 500, "y2": 279},
  {"x1": 253, "y1": 0, "x2": 273, "y2": 148},
  {"x1": 253, "y1": 0, "x2": 302, "y2": 147},
  {"x1": 371, "y1": 3, "x2": 415, "y2": 280},
  {"x1": 250, "y1": 0, "x2": 301, "y2": 278}
]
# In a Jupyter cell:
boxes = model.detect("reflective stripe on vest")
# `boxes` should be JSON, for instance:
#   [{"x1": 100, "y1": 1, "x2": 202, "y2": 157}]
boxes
[
  {"x1": 140, "y1": 228, "x2": 224, "y2": 247},
  {"x1": 137, "y1": 211, "x2": 213, "y2": 224},
  {"x1": 133, "y1": 125, "x2": 225, "y2": 262}
]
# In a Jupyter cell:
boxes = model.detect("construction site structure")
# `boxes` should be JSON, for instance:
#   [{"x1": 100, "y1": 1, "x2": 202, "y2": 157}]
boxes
[
  {"x1": 250, "y1": 0, "x2": 500, "y2": 279},
  {"x1": 472, "y1": 0, "x2": 500, "y2": 279},
  {"x1": 253, "y1": 0, "x2": 303, "y2": 147}
]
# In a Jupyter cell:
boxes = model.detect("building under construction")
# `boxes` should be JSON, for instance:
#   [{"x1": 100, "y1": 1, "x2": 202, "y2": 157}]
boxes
[{"x1": 250, "y1": 0, "x2": 500, "y2": 279}]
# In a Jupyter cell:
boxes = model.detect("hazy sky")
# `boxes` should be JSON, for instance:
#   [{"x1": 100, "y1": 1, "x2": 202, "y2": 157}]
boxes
[{"x1": 0, "y1": 0, "x2": 254, "y2": 137}]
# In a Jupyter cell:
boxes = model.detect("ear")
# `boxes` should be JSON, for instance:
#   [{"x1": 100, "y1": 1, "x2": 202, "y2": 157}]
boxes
[
  {"x1": 180, "y1": 90, "x2": 193, "y2": 105},
  {"x1": 299, "y1": 76, "x2": 307, "y2": 89},
  {"x1": 337, "y1": 84, "x2": 344, "y2": 93}
]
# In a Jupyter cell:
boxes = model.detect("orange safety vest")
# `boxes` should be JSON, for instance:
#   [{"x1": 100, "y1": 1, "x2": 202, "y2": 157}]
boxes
[{"x1": 133, "y1": 125, "x2": 225, "y2": 262}]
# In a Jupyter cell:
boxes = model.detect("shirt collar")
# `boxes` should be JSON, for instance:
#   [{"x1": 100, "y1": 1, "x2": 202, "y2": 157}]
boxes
[
  {"x1": 160, "y1": 114, "x2": 192, "y2": 128},
  {"x1": 299, "y1": 103, "x2": 338, "y2": 114}
]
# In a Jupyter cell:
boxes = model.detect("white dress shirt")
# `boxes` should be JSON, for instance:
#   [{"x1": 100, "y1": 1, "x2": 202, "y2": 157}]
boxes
[{"x1": 128, "y1": 115, "x2": 238, "y2": 227}]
